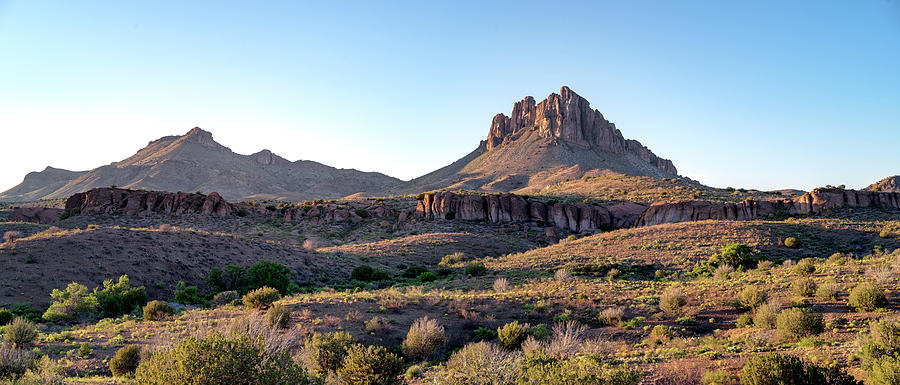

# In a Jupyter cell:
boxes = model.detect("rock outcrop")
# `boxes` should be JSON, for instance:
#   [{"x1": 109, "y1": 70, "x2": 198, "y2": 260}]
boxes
[
  {"x1": 65, "y1": 188, "x2": 233, "y2": 217},
  {"x1": 9, "y1": 207, "x2": 64, "y2": 224},
  {"x1": 485, "y1": 86, "x2": 677, "y2": 175},
  {"x1": 636, "y1": 188, "x2": 900, "y2": 227},
  {"x1": 414, "y1": 191, "x2": 646, "y2": 232},
  {"x1": 867, "y1": 176, "x2": 900, "y2": 193}
]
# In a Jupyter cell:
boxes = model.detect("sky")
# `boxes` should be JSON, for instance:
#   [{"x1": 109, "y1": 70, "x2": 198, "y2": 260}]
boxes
[{"x1": 0, "y1": 1, "x2": 898, "y2": 192}]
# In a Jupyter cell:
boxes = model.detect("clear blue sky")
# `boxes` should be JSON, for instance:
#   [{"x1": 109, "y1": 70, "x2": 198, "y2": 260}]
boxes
[{"x1": 1, "y1": 1, "x2": 898, "y2": 192}]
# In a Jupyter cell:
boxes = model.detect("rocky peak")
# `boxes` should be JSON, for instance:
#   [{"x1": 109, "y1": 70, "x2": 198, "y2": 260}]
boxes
[
  {"x1": 252, "y1": 149, "x2": 286, "y2": 165},
  {"x1": 485, "y1": 86, "x2": 677, "y2": 175},
  {"x1": 182, "y1": 127, "x2": 221, "y2": 148},
  {"x1": 868, "y1": 175, "x2": 900, "y2": 192}
]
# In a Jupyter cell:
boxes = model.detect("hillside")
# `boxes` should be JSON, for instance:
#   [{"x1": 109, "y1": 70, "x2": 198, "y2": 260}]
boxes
[
  {"x1": 867, "y1": 175, "x2": 900, "y2": 192},
  {"x1": 397, "y1": 86, "x2": 679, "y2": 194},
  {"x1": 0, "y1": 127, "x2": 400, "y2": 202}
]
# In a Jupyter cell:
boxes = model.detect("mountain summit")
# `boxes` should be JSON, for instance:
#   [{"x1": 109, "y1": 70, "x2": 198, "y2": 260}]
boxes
[
  {"x1": 400, "y1": 86, "x2": 678, "y2": 193},
  {"x1": 1, "y1": 127, "x2": 399, "y2": 202}
]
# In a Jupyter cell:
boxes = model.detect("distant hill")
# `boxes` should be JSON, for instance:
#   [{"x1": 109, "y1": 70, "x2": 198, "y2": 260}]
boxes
[
  {"x1": 396, "y1": 86, "x2": 679, "y2": 194},
  {"x1": 867, "y1": 175, "x2": 900, "y2": 192},
  {"x1": 0, "y1": 127, "x2": 400, "y2": 202}
]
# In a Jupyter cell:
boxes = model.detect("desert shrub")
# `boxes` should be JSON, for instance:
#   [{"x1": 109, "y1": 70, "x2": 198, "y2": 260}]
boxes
[
  {"x1": 554, "y1": 268, "x2": 571, "y2": 281},
  {"x1": 0, "y1": 343, "x2": 30, "y2": 379},
  {"x1": 43, "y1": 282, "x2": 96, "y2": 321},
  {"x1": 3, "y1": 318, "x2": 38, "y2": 348},
  {"x1": 405, "y1": 364, "x2": 424, "y2": 380},
  {"x1": 545, "y1": 321, "x2": 587, "y2": 359},
  {"x1": 713, "y1": 264, "x2": 735, "y2": 280},
  {"x1": 648, "y1": 325, "x2": 676, "y2": 343},
  {"x1": 753, "y1": 302, "x2": 779, "y2": 329},
  {"x1": 434, "y1": 341, "x2": 521, "y2": 385},
  {"x1": 173, "y1": 281, "x2": 204, "y2": 305},
  {"x1": 207, "y1": 264, "x2": 250, "y2": 293},
  {"x1": 717, "y1": 243, "x2": 753, "y2": 267},
  {"x1": 401, "y1": 266, "x2": 428, "y2": 278},
  {"x1": 530, "y1": 324, "x2": 550, "y2": 341},
  {"x1": 265, "y1": 304, "x2": 290, "y2": 329},
  {"x1": 740, "y1": 353, "x2": 860, "y2": 385},
  {"x1": 336, "y1": 344, "x2": 403, "y2": 385},
  {"x1": 816, "y1": 281, "x2": 840, "y2": 301},
  {"x1": 739, "y1": 286, "x2": 768, "y2": 310},
  {"x1": 0, "y1": 309, "x2": 11, "y2": 326},
  {"x1": 135, "y1": 332, "x2": 313, "y2": 385},
  {"x1": 497, "y1": 321, "x2": 531, "y2": 350},
  {"x1": 827, "y1": 252, "x2": 849, "y2": 265},
  {"x1": 440, "y1": 252, "x2": 466, "y2": 267},
  {"x1": 364, "y1": 316, "x2": 390, "y2": 332},
  {"x1": 109, "y1": 344, "x2": 142, "y2": 377},
  {"x1": 211, "y1": 290, "x2": 240, "y2": 306},
  {"x1": 702, "y1": 369, "x2": 736, "y2": 385},
  {"x1": 247, "y1": 260, "x2": 292, "y2": 294},
  {"x1": 403, "y1": 316, "x2": 447, "y2": 359},
  {"x1": 518, "y1": 355, "x2": 642, "y2": 385},
  {"x1": 351, "y1": 265, "x2": 375, "y2": 281},
  {"x1": 77, "y1": 342, "x2": 92, "y2": 358},
  {"x1": 493, "y1": 277, "x2": 510, "y2": 292},
  {"x1": 2, "y1": 231, "x2": 21, "y2": 244},
  {"x1": 848, "y1": 282, "x2": 887, "y2": 312},
  {"x1": 879, "y1": 229, "x2": 892, "y2": 239},
  {"x1": 867, "y1": 356, "x2": 900, "y2": 385},
  {"x1": 298, "y1": 331, "x2": 355, "y2": 373},
  {"x1": 776, "y1": 308, "x2": 824, "y2": 340},
  {"x1": 142, "y1": 300, "x2": 174, "y2": 321},
  {"x1": 793, "y1": 258, "x2": 816, "y2": 276},
  {"x1": 465, "y1": 261, "x2": 487, "y2": 276},
  {"x1": 473, "y1": 326, "x2": 497, "y2": 341},
  {"x1": 784, "y1": 237, "x2": 801, "y2": 248},
  {"x1": 597, "y1": 307, "x2": 625, "y2": 326},
  {"x1": 93, "y1": 275, "x2": 147, "y2": 318},
  {"x1": 659, "y1": 287, "x2": 687, "y2": 316},
  {"x1": 417, "y1": 271, "x2": 438, "y2": 283},
  {"x1": 793, "y1": 278, "x2": 818, "y2": 297},
  {"x1": 737, "y1": 313, "x2": 754, "y2": 328},
  {"x1": 243, "y1": 286, "x2": 281, "y2": 309}
]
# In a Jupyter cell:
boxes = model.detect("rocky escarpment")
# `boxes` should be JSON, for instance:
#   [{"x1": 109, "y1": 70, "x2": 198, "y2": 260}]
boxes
[
  {"x1": 485, "y1": 86, "x2": 677, "y2": 175},
  {"x1": 65, "y1": 188, "x2": 233, "y2": 217},
  {"x1": 415, "y1": 191, "x2": 646, "y2": 232},
  {"x1": 9, "y1": 207, "x2": 64, "y2": 224},
  {"x1": 636, "y1": 188, "x2": 900, "y2": 227}
]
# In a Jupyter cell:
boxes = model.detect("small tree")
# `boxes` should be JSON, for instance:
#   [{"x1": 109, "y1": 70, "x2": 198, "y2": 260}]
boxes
[
  {"x1": 719, "y1": 243, "x2": 753, "y2": 267},
  {"x1": 109, "y1": 345, "x2": 142, "y2": 377}
]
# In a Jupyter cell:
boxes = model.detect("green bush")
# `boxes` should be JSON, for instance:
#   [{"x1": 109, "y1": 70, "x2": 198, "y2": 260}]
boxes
[
  {"x1": 298, "y1": 331, "x2": 355, "y2": 374},
  {"x1": 351, "y1": 265, "x2": 376, "y2": 281},
  {"x1": 142, "y1": 300, "x2": 174, "y2": 321},
  {"x1": 265, "y1": 304, "x2": 290, "y2": 329},
  {"x1": 859, "y1": 319, "x2": 900, "y2": 370},
  {"x1": 784, "y1": 237, "x2": 801, "y2": 248},
  {"x1": 247, "y1": 260, "x2": 292, "y2": 294},
  {"x1": 497, "y1": 321, "x2": 531, "y2": 350},
  {"x1": 211, "y1": 290, "x2": 240, "y2": 306},
  {"x1": 659, "y1": 287, "x2": 687, "y2": 316},
  {"x1": 740, "y1": 353, "x2": 860, "y2": 385},
  {"x1": 43, "y1": 282, "x2": 96, "y2": 321},
  {"x1": 737, "y1": 313, "x2": 754, "y2": 328},
  {"x1": 867, "y1": 356, "x2": 900, "y2": 385},
  {"x1": 3, "y1": 318, "x2": 38, "y2": 348},
  {"x1": 739, "y1": 286, "x2": 768, "y2": 310},
  {"x1": 109, "y1": 344, "x2": 142, "y2": 377},
  {"x1": 416, "y1": 271, "x2": 438, "y2": 283},
  {"x1": 135, "y1": 332, "x2": 313, "y2": 385},
  {"x1": 77, "y1": 342, "x2": 92, "y2": 358},
  {"x1": 401, "y1": 266, "x2": 428, "y2": 278},
  {"x1": 92, "y1": 275, "x2": 147, "y2": 318},
  {"x1": 473, "y1": 326, "x2": 498, "y2": 341},
  {"x1": 242, "y1": 286, "x2": 281, "y2": 309},
  {"x1": 0, "y1": 309, "x2": 11, "y2": 326},
  {"x1": 207, "y1": 264, "x2": 250, "y2": 293},
  {"x1": 402, "y1": 316, "x2": 447, "y2": 359},
  {"x1": 793, "y1": 278, "x2": 818, "y2": 297},
  {"x1": 848, "y1": 282, "x2": 887, "y2": 312},
  {"x1": 173, "y1": 281, "x2": 204, "y2": 305},
  {"x1": 439, "y1": 252, "x2": 466, "y2": 267},
  {"x1": 753, "y1": 302, "x2": 779, "y2": 329},
  {"x1": 718, "y1": 243, "x2": 753, "y2": 267},
  {"x1": 776, "y1": 308, "x2": 824, "y2": 340},
  {"x1": 336, "y1": 344, "x2": 403, "y2": 385},
  {"x1": 465, "y1": 261, "x2": 487, "y2": 276}
]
